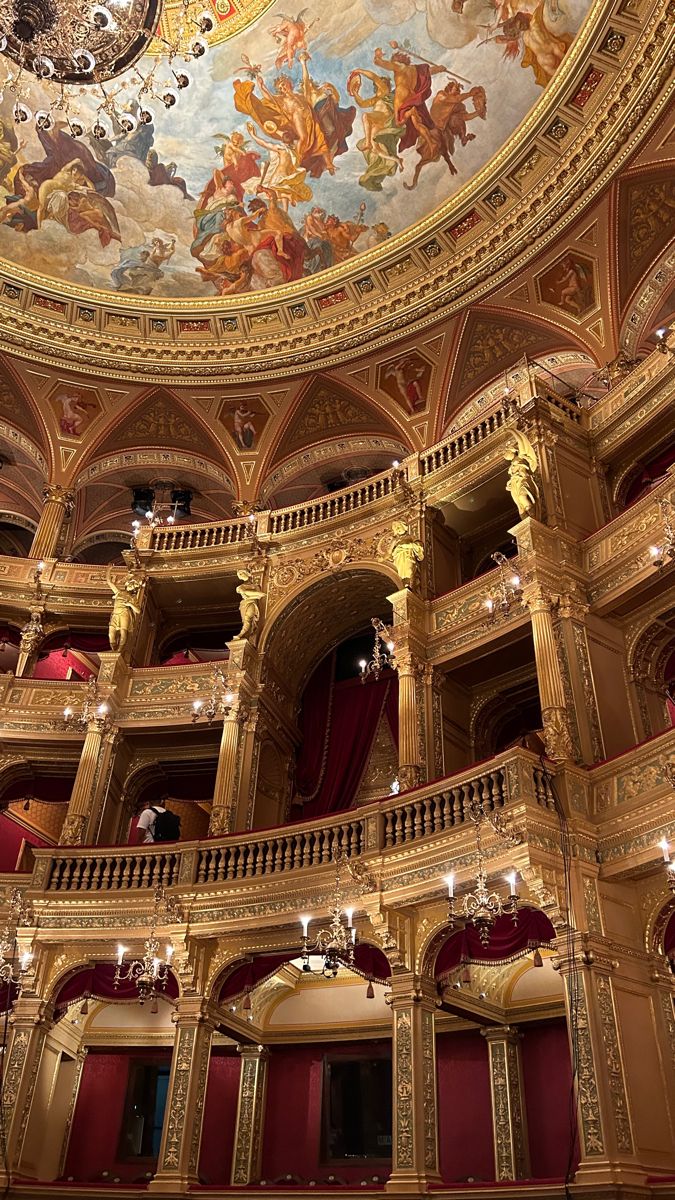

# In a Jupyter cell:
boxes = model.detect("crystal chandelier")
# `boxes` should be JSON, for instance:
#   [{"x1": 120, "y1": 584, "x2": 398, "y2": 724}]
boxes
[
  {"x1": 444, "y1": 804, "x2": 520, "y2": 946},
  {"x1": 191, "y1": 663, "x2": 233, "y2": 723},
  {"x1": 61, "y1": 675, "x2": 112, "y2": 731},
  {"x1": 0, "y1": 0, "x2": 213, "y2": 138},
  {"x1": 648, "y1": 500, "x2": 675, "y2": 569},
  {"x1": 0, "y1": 888, "x2": 32, "y2": 993},
  {"x1": 359, "y1": 618, "x2": 396, "y2": 683},
  {"x1": 114, "y1": 885, "x2": 176, "y2": 1006},
  {"x1": 484, "y1": 551, "x2": 522, "y2": 619},
  {"x1": 299, "y1": 855, "x2": 357, "y2": 979},
  {"x1": 658, "y1": 838, "x2": 675, "y2": 896}
]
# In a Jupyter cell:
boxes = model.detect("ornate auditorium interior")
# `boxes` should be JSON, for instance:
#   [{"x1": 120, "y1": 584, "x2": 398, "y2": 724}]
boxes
[{"x1": 0, "y1": 0, "x2": 674, "y2": 1197}]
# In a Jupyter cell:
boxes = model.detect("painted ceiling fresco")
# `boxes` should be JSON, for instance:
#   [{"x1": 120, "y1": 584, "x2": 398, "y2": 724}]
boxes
[{"x1": 0, "y1": 0, "x2": 591, "y2": 299}]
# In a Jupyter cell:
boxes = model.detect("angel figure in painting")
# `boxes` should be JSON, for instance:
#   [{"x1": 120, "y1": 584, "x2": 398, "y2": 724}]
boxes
[
  {"x1": 269, "y1": 10, "x2": 316, "y2": 69},
  {"x1": 503, "y1": 431, "x2": 541, "y2": 520},
  {"x1": 107, "y1": 568, "x2": 143, "y2": 652},
  {"x1": 483, "y1": 0, "x2": 573, "y2": 86},
  {"x1": 390, "y1": 519, "x2": 424, "y2": 589},
  {"x1": 245, "y1": 122, "x2": 312, "y2": 210},
  {"x1": 234, "y1": 569, "x2": 265, "y2": 642}
]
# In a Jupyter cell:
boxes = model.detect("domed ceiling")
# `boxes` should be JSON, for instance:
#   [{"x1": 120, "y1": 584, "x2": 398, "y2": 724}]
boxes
[{"x1": 0, "y1": 0, "x2": 592, "y2": 300}]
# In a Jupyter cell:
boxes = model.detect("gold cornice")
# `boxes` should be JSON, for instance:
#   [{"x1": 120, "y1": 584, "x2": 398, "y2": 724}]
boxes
[{"x1": 0, "y1": 0, "x2": 669, "y2": 381}]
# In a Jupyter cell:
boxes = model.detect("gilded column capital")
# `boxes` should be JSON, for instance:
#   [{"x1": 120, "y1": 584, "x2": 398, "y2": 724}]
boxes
[{"x1": 42, "y1": 484, "x2": 76, "y2": 515}]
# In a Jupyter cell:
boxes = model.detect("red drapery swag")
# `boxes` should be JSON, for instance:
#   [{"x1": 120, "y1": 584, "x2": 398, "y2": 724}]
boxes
[
  {"x1": 434, "y1": 909, "x2": 556, "y2": 982},
  {"x1": 295, "y1": 651, "x2": 336, "y2": 800},
  {"x1": 297, "y1": 668, "x2": 399, "y2": 819},
  {"x1": 218, "y1": 944, "x2": 391, "y2": 1003},
  {"x1": 53, "y1": 962, "x2": 179, "y2": 1019}
]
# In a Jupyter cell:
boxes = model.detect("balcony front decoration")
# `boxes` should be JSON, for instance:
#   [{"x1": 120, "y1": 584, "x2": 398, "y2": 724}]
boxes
[
  {"x1": 445, "y1": 802, "x2": 521, "y2": 947},
  {"x1": 114, "y1": 885, "x2": 178, "y2": 1007},
  {"x1": 60, "y1": 676, "x2": 112, "y2": 732},
  {"x1": 299, "y1": 855, "x2": 358, "y2": 979},
  {"x1": 649, "y1": 500, "x2": 675, "y2": 569},
  {"x1": 0, "y1": 888, "x2": 32, "y2": 994},
  {"x1": 0, "y1": 0, "x2": 213, "y2": 138}
]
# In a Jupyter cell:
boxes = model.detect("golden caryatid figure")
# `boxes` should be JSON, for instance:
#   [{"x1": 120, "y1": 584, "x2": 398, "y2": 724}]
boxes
[
  {"x1": 503, "y1": 431, "x2": 541, "y2": 521},
  {"x1": 107, "y1": 568, "x2": 143, "y2": 652},
  {"x1": 390, "y1": 519, "x2": 424, "y2": 589},
  {"x1": 234, "y1": 568, "x2": 265, "y2": 642}
]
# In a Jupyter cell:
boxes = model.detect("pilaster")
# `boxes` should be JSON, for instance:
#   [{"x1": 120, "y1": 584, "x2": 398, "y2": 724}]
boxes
[
  {"x1": 148, "y1": 998, "x2": 215, "y2": 1194},
  {"x1": 522, "y1": 579, "x2": 576, "y2": 764},
  {"x1": 59, "y1": 719, "x2": 119, "y2": 846},
  {"x1": 210, "y1": 637, "x2": 262, "y2": 834},
  {"x1": 0, "y1": 996, "x2": 52, "y2": 1187},
  {"x1": 30, "y1": 485, "x2": 75, "y2": 560},
  {"x1": 388, "y1": 589, "x2": 429, "y2": 791},
  {"x1": 385, "y1": 972, "x2": 441, "y2": 1193},
  {"x1": 231, "y1": 1044, "x2": 269, "y2": 1185},
  {"x1": 481, "y1": 1025, "x2": 530, "y2": 1181}
]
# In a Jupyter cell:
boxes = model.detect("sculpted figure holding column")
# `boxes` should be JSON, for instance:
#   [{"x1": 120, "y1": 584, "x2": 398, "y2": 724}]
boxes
[
  {"x1": 390, "y1": 518, "x2": 424, "y2": 588},
  {"x1": 504, "y1": 430, "x2": 541, "y2": 521},
  {"x1": 107, "y1": 567, "x2": 143, "y2": 652}
]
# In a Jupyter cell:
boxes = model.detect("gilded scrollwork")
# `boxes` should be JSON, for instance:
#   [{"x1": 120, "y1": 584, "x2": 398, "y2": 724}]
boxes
[
  {"x1": 394, "y1": 1009, "x2": 414, "y2": 1168},
  {"x1": 595, "y1": 974, "x2": 634, "y2": 1155}
]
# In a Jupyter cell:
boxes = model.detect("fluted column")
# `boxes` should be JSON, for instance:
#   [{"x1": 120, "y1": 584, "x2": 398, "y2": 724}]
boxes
[
  {"x1": 149, "y1": 999, "x2": 214, "y2": 1194},
  {"x1": 30, "y1": 485, "x2": 75, "y2": 560},
  {"x1": 523, "y1": 583, "x2": 575, "y2": 763},
  {"x1": 231, "y1": 1044, "x2": 269, "y2": 1185},
  {"x1": 0, "y1": 997, "x2": 52, "y2": 1187},
  {"x1": 386, "y1": 973, "x2": 441, "y2": 1193},
  {"x1": 209, "y1": 703, "x2": 246, "y2": 836},
  {"x1": 397, "y1": 652, "x2": 422, "y2": 791},
  {"x1": 59, "y1": 720, "x2": 119, "y2": 846},
  {"x1": 481, "y1": 1026, "x2": 530, "y2": 1181}
]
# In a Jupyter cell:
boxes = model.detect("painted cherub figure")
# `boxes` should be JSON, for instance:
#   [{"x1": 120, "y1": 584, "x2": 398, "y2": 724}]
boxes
[
  {"x1": 234, "y1": 568, "x2": 265, "y2": 642},
  {"x1": 107, "y1": 568, "x2": 143, "y2": 652},
  {"x1": 390, "y1": 519, "x2": 424, "y2": 589}
]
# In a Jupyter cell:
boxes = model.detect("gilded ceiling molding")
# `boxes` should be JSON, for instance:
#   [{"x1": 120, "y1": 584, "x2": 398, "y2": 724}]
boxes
[
  {"x1": 74, "y1": 449, "x2": 236, "y2": 495},
  {"x1": 258, "y1": 436, "x2": 408, "y2": 502},
  {"x1": 620, "y1": 243, "x2": 675, "y2": 356},
  {"x1": 0, "y1": 0, "x2": 670, "y2": 381}
]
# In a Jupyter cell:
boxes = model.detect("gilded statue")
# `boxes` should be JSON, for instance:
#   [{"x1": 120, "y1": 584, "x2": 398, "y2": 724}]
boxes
[
  {"x1": 390, "y1": 519, "x2": 424, "y2": 588},
  {"x1": 234, "y1": 568, "x2": 265, "y2": 642},
  {"x1": 107, "y1": 568, "x2": 143, "y2": 652},
  {"x1": 504, "y1": 431, "x2": 541, "y2": 521},
  {"x1": 19, "y1": 608, "x2": 44, "y2": 656}
]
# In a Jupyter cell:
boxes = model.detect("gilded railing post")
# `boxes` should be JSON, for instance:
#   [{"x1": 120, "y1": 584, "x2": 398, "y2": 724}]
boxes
[
  {"x1": 30, "y1": 485, "x2": 75, "y2": 560},
  {"x1": 231, "y1": 1044, "x2": 269, "y2": 1185},
  {"x1": 481, "y1": 1025, "x2": 530, "y2": 1181},
  {"x1": 385, "y1": 972, "x2": 441, "y2": 1193},
  {"x1": 0, "y1": 997, "x2": 52, "y2": 1187},
  {"x1": 148, "y1": 998, "x2": 214, "y2": 1194}
]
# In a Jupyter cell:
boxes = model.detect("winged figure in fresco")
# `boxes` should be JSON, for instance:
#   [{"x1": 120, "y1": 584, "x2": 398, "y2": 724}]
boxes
[
  {"x1": 269, "y1": 10, "x2": 317, "y2": 69},
  {"x1": 479, "y1": 0, "x2": 572, "y2": 85},
  {"x1": 233, "y1": 51, "x2": 354, "y2": 180}
]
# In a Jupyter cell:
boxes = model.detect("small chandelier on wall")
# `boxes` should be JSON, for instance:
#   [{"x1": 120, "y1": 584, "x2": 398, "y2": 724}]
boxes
[
  {"x1": 0, "y1": 889, "x2": 32, "y2": 993},
  {"x1": 444, "y1": 804, "x2": 521, "y2": 946},
  {"x1": 359, "y1": 618, "x2": 396, "y2": 683},
  {"x1": 191, "y1": 664, "x2": 233, "y2": 723},
  {"x1": 114, "y1": 885, "x2": 177, "y2": 1007},
  {"x1": 60, "y1": 676, "x2": 112, "y2": 732},
  {"x1": 299, "y1": 855, "x2": 358, "y2": 979},
  {"x1": 483, "y1": 551, "x2": 522, "y2": 620}
]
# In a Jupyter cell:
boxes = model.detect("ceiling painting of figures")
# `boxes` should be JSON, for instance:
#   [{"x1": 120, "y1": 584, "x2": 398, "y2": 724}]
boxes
[{"x1": 0, "y1": 0, "x2": 591, "y2": 300}]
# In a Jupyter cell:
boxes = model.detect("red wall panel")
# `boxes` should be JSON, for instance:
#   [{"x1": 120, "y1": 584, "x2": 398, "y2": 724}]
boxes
[
  {"x1": 437, "y1": 1030, "x2": 494, "y2": 1183},
  {"x1": 64, "y1": 1051, "x2": 130, "y2": 1181},
  {"x1": 0, "y1": 812, "x2": 46, "y2": 872},
  {"x1": 521, "y1": 1019, "x2": 576, "y2": 1179},
  {"x1": 199, "y1": 1050, "x2": 241, "y2": 1184}
]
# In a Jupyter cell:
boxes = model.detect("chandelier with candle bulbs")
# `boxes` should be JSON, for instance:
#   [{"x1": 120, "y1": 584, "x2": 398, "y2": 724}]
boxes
[
  {"x1": 0, "y1": 0, "x2": 214, "y2": 139},
  {"x1": 658, "y1": 837, "x2": 675, "y2": 895},
  {"x1": 114, "y1": 885, "x2": 177, "y2": 1006},
  {"x1": 483, "y1": 551, "x2": 522, "y2": 620},
  {"x1": 60, "y1": 675, "x2": 112, "y2": 731},
  {"x1": 444, "y1": 803, "x2": 521, "y2": 946},
  {"x1": 191, "y1": 663, "x2": 233, "y2": 724},
  {"x1": 359, "y1": 618, "x2": 396, "y2": 684},
  {"x1": 648, "y1": 500, "x2": 675, "y2": 570},
  {"x1": 0, "y1": 888, "x2": 32, "y2": 992},
  {"x1": 299, "y1": 854, "x2": 358, "y2": 979}
]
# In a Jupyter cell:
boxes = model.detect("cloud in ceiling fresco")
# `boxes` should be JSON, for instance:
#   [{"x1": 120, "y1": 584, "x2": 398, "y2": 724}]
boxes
[{"x1": 0, "y1": 0, "x2": 590, "y2": 300}]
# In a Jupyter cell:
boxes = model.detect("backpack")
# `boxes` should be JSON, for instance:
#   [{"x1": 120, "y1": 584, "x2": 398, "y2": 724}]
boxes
[{"x1": 151, "y1": 807, "x2": 181, "y2": 843}]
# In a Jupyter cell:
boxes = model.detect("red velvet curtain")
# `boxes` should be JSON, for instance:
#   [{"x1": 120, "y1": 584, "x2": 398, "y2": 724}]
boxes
[
  {"x1": 437, "y1": 1030, "x2": 494, "y2": 1183},
  {"x1": 64, "y1": 1051, "x2": 130, "y2": 1181},
  {"x1": 434, "y1": 909, "x2": 555, "y2": 980},
  {"x1": 54, "y1": 962, "x2": 179, "y2": 1018},
  {"x1": 0, "y1": 812, "x2": 48, "y2": 871},
  {"x1": 33, "y1": 650, "x2": 95, "y2": 681},
  {"x1": 218, "y1": 944, "x2": 391, "y2": 1004},
  {"x1": 199, "y1": 1050, "x2": 241, "y2": 1183},
  {"x1": 296, "y1": 652, "x2": 335, "y2": 800},
  {"x1": 300, "y1": 675, "x2": 393, "y2": 819},
  {"x1": 521, "y1": 1019, "x2": 576, "y2": 1179}
]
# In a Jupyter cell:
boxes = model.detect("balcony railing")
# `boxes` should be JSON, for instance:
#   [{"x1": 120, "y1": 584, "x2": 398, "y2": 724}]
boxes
[{"x1": 33, "y1": 750, "x2": 555, "y2": 896}]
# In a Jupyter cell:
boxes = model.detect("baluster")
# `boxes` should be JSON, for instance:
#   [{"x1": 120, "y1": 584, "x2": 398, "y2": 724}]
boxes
[
  {"x1": 139, "y1": 855, "x2": 152, "y2": 889},
  {"x1": 384, "y1": 810, "x2": 395, "y2": 847}
]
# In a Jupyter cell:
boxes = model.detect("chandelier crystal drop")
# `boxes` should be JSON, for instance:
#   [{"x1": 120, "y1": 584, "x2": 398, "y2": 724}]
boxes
[
  {"x1": 0, "y1": 0, "x2": 214, "y2": 137},
  {"x1": 483, "y1": 551, "x2": 522, "y2": 620},
  {"x1": 114, "y1": 885, "x2": 177, "y2": 1004},
  {"x1": 299, "y1": 854, "x2": 357, "y2": 979},
  {"x1": 191, "y1": 663, "x2": 233, "y2": 724}
]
